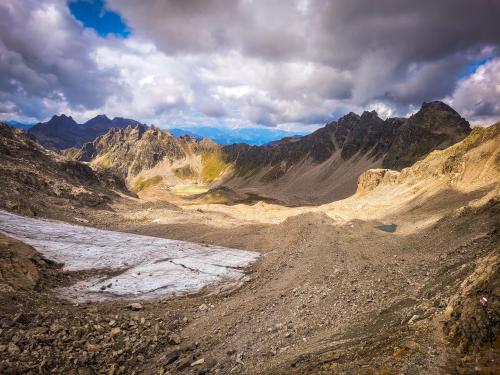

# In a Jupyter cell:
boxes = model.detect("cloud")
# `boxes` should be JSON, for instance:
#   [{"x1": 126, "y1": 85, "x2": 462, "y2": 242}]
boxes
[
  {"x1": 106, "y1": 0, "x2": 500, "y2": 124},
  {"x1": 0, "y1": 0, "x2": 121, "y2": 121},
  {"x1": 446, "y1": 57, "x2": 500, "y2": 126},
  {"x1": 0, "y1": 0, "x2": 499, "y2": 127}
]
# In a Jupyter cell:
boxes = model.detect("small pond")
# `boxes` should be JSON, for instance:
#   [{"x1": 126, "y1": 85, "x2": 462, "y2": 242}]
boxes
[{"x1": 375, "y1": 223, "x2": 397, "y2": 233}]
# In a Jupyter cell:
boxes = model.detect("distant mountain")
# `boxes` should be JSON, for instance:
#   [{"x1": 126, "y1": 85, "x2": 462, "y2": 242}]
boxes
[
  {"x1": 4, "y1": 120, "x2": 34, "y2": 131},
  {"x1": 168, "y1": 126, "x2": 306, "y2": 146},
  {"x1": 28, "y1": 114, "x2": 144, "y2": 149},
  {"x1": 220, "y1": 101, "x2": 471, "y2": 204}
]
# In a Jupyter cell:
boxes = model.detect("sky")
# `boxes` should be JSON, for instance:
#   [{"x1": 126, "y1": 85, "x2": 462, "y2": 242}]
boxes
[{"x1": 0, "y1": 0, "x2": 499, "y2": 131}]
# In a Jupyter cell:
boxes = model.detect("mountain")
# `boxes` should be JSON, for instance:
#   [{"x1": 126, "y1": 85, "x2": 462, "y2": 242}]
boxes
[
  {"x1": 28, "y1": 114, "x2": 144, "y2": 149},
  {"x1": 355, "y1": 121, "x2": 499, "y2": 197},
  {"x1": 383, "y1": 101, "x2": 471, "y2": 169},
  {"x1": 69, "y1": 124, "x2": 228, "y2": 195},
  {"x1": 168, "y1": 128, "x2": 203, "y2": 141},
  {"x1": 218, "y1": 101, "x2": 471, "y2": 204},
  {"x1": 168, "y1": 126, "x2": 307, "y2": 145},
  {"x1": 4, "y1": 120, "x2": 34, "y2": 131},
  {"x1": 68, "y1": 101, "x2": 472, "y2": 205},
  {"x1": 0, "y1": 123, "x2": 129, "y2": 220}
]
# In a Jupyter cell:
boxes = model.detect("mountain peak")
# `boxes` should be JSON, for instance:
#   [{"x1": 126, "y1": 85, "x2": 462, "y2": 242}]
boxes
[
  {"x1": 49, "y1": 114, "x2": 77, "y2": 124},
  {"x1": 409, "y1": 101, "x2": 470, "y2": 133},
  {"x1": 84, "y1": 114, "x2": 111, "y2": 126},
  {"x1": 420, "y1": 101, "x2": 459, "y2": 115},
  {"x1": 95, "y1": 114, "x2": 111, "y2": 121},
  {"x1": 360, "y1": 110, "x2": 381, "y2": 121}
]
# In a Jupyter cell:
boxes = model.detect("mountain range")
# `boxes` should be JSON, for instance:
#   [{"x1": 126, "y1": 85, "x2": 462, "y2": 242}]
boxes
[
  {"x1": 4, "y1": 120, "x2": 33, "y2": 131},
  {"x1": 0, "y1": 101, "x2": 498, "y2": 375},
  {"x1": 61, "y1": 101, "x2": 472, "y2": 204},
  {"x1": 27, "y1": 114, "x2": 143, "y2": 149},
  {"x1": 220, "y1": 101, "x2": 471, "y2": 203},
  {"x1": 168, "y1": 126, "x2": 306, "y2": 146}
]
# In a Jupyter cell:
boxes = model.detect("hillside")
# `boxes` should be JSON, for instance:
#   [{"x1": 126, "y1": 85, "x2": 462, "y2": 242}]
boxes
[
  {"x1": 69, "y1": 125, "x2": 231, "y2": 197},
  {"x1": 28, "y1": 114, "x2": 143, "y2": 149},
  {"x1": 218, "y1": 101, "x2": 471, "y2": 204},
  {"x1": 0, "y1": 123, "x2": 129, "y2": 221},
  {"x1": 68, "y1": 101, "x2": 471, "y2": 205},
  {"x1": 326, "y1": 122, "x2": 500, "y2": 227}
]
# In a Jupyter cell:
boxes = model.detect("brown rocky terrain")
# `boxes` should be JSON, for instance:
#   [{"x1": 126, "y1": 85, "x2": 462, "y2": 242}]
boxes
[
  {"x1": 0, "y1": 123, "x2": 130, "y2": 220},
  {"x1": 0, "y1": 117, "x2": 497, "y2": 375},
  {"x1": 67, "y1": 124, "x2": 231, "y2": 202}
]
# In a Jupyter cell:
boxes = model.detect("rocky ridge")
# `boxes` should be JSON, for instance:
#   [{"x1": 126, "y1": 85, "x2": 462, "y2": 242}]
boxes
[
  {"x1": 28, "y1": 114, "x2": 143, "y2": 149},
  {"x1": 69, "y1": 125, "x2": 229, "y2": 194},
  {"x1": 218, "y1": 101, "x2": 471, "y2": 204}
]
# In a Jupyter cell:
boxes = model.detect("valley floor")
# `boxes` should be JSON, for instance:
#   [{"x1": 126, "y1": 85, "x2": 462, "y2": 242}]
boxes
[{"x1": 1, "y1": 185, "x2": 498, "y2": 374}]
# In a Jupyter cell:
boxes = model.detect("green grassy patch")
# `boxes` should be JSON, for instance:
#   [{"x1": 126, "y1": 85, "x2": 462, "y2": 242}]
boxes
[
  {"x1": 170, "y1": 184, "x2": 209, "y2": 196},
  {"x1": 201, "y1": 151, "x2": 231, "y2": 181},
  {"x1": 131, "y1": 175, "x2": 163, "y2": 193}
]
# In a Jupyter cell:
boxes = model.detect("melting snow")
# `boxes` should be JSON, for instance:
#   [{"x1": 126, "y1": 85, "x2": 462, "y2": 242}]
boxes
[{"x1": 0, "y1": 210, "x2": 259, "y2": 302}]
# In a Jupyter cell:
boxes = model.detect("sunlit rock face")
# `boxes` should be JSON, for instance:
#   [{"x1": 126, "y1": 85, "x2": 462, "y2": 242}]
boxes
[{"x1": 0, "y1": 210, "x2": 259, "y2": 302}]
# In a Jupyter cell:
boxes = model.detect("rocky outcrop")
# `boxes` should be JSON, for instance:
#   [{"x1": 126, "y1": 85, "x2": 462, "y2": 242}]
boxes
[
  {"x1": 0, "y1": 234, "x2": 56, "y2": 293},
  {"x1": 28, "y1": 114, "x2": 143, "y2": 149},
  {"x1": 383, "y1": 101, "x2": 471, "y2": 169},
  {"x1": 356, "y1": 122, "x2": 500, "y2": 194},
  {"x1": 444, "y1": 250, "x2": 499, "y2": 354},
  {"x1": 356, "y1": 169, "x2": 400, "y2": 195}
]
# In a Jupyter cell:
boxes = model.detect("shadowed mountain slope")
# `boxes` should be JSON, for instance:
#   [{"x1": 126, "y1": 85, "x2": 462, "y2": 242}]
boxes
[
  {"x1": 28, "y1": 114, "x2": 143, "y2": 149},
  {"x1": 0, "y1": 123, "x2": 129, "y2": 220},
  {"x1": 218, "y1": 101, "x2": 471, "y2": 204}
]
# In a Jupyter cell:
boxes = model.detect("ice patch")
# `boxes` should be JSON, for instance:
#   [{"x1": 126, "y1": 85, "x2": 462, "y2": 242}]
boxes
[{"x1": 0, "y1": 210, "x2": 259, "y2": 302}]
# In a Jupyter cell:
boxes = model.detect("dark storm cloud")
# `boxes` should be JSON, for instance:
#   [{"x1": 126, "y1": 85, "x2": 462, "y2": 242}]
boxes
[
  {"x1": 309, "y1": 0, "x2": 500, "y2": 66},
  {"x1": 107, "y1": 0, "x2": 308, "y2": 60},
  {"x1": 0, "y1": 0, "x2": 121, "y2": 119},
  {"x1": 110, "y1": 0, "x2": 500, "y2": 64}
]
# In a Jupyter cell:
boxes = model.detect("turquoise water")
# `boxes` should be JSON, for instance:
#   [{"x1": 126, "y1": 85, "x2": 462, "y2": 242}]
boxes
[{"x1": 376, "y1": 223, "x2": 397, "y2": 233}]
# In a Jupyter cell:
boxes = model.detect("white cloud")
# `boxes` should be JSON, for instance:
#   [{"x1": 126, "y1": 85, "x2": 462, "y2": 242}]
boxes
[{"x1": 446, "y1": 58, "x2": 500, "y2": 126}]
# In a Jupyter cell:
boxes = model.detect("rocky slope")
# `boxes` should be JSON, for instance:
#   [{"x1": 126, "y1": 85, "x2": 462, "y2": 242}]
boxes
[
  {"x1": 0, "y1": 123, "x2": 129, "y2": 220},
  {"x1": 69, "y1": 125, "x2": 230, "y2": 195},
  {"x1": 356, "y1": 122, "x2": 499, "y2": 196},
  {"x1": 219, "y1": 101, "x2": 470, "y2": 204},
  {"x1": 28, "y1": 114, "x2": 143, "y2": 149}
]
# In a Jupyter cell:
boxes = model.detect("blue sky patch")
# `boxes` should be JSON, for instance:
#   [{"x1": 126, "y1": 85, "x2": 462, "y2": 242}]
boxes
[
  {"x1": 68, "y1": 0, "x2": 130, "y2": 38},
  {"x1": 459, "y1": 57, "x2": 493, "y2": 79}
]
